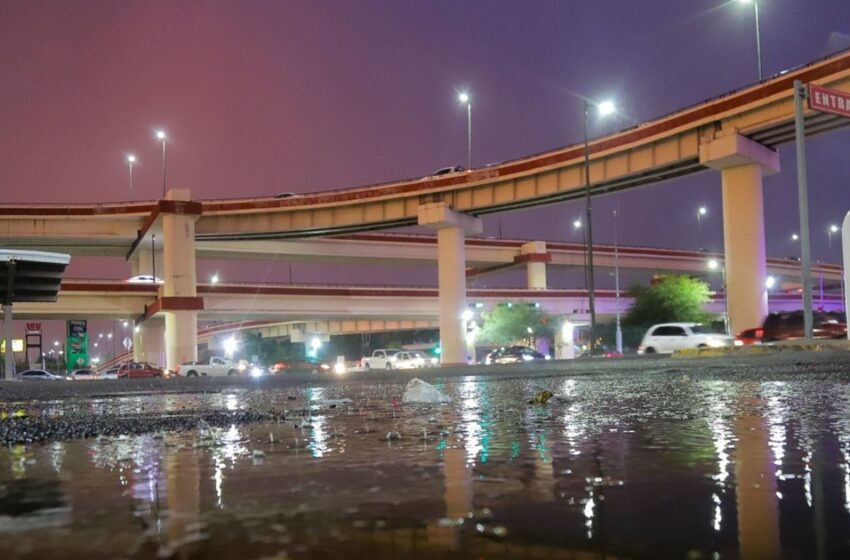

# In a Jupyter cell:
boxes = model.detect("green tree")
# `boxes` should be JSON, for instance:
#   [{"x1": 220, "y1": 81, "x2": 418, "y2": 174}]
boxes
[
  {"x1": 623, "y1": 275, "x2": 714, "y2": 327},
  {"x1": 479, "y1": 303, "x2": 554, "y2": 345}
]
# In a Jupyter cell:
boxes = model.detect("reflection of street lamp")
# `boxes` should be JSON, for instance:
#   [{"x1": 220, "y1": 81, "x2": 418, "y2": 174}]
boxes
[
  {"x1": 697, "y1": 206, "x2": 707, "y2": 251},
  {"x1": 583, "y1": 98, "x2": 616, "y2": 355},
  {"x1": 739, "y1": 0, "x2": 763, "y2": 80},
  {"x1": 458, "y1": 92, "x2": 472, "y2": 169},
  {"x1": 708, "y1": 259, "x2": 730, "y2": 335}
]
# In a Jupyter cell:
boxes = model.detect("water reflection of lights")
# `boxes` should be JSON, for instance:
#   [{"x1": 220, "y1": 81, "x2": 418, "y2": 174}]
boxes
[
  {"x1": 461, "y1": 379, "x2": 482, "y2": 465},
  {"x1": 762, "y1": 383, "x2": 788, "y2": 474},
  {"x1": 712, "y1": 493, "x2": 722, "y2": 531},
  {"x1": 308, "y1": 415, "x2": 328, "y2": 458},
  {"x1": 584, "y1": 490, "x2": 595, "y2": 539},
  {"x1": 225, "y1": 394, "x2": 239, "y2": 411},
  {"x1": 213, "y1": 457, "x2": 224, "y2": 508}
]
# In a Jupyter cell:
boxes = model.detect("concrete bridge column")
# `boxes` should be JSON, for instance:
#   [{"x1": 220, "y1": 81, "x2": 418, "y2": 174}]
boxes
[
  {"x1": 519, "y1": 241, "x2": 549, "y2": 289},
  {"x1": 162, "y1": 189, "x2": 200, "y2": 372},
  {"x1": 418, "y1": 203, "x2": 482, "y2": 366},
  {"x1": 133, "y1": 320, "x2": 164, "y2": 366},
  {"x1": 130, "y1": 247, "x2": 164, "y2": 280},
  {"x1": 700, "y1": 134, "x2": 779, "y2": 335}
]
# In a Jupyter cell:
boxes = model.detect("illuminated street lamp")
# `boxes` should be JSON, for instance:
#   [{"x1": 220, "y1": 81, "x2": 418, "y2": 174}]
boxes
[
  {"x1": 696, "y1": 206, "x2": 707, "y2": 251},
  {"x1": 155, "y1": 129, "x2": 167, "y2": 198},
  {"x1": 458, "y1": 92, "x2": 472, "y2": 170},
  {"x1": 127, "y1": 154, "x2": 137, "y2": 199},
  {"x1": 582, "y1": 98, "x2": 616, "y2": 355},
  {"x1": 828, "y1": 224, "x2": 840, "y2": 251},
  {"x1": 765, "y1": 276, "x2": 776, "y2": 290},
  {"x1": 573, "y1": 219, "x2": 582, "y2": 230},
  {"x1": 791, "y1": 233, "x2": 799, "y2": 241},
  {"x1": 739, "y1": 0, "x2": 763, "y2": 80},
  {"x1": 210, "y1": 273, "x2": 220, "y2": 285}
]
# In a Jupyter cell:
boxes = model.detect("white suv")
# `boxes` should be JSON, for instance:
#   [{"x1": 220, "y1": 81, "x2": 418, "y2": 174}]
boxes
[{"x1": 638, "y1": 323, "x2": 733, "y2": 354}]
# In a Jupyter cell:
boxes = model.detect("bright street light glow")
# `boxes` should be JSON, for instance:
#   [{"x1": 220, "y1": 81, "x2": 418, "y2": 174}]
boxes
[
  {"x1": 127, "y1": 154, "x2": 136, "y2": 164},
  {"x1": 155, "y1": 130, "x2": 166, "y2": 141},
  {"x1": 122, "y1": 321, "x2": 129, "y2": 328},
  {"x1": 765, "y1": 276, "x2": 776, "y2": 289},
  {"x1": 698, "y1": 206, "x2": 707, "y2": 216},
  {"x1": 830, "y1": 224, "x2": 839, "y2": 233},
  {"x1": 573, "y1": 219, "x2": 582, "y2": 229},
  {"x1": 210, "y1": 273, "x2": 220, "y2": 284},
  {"x1": 310, "y1": 337, "x2": 322, "y2": 351},
  {"x1": 597, "y1": 100, "x2": 615, "y2": 116},
  {"x1": 458, "y1": 92, "x2": 470, "y2": 104},
  {"x1": 707, "y1": 259, "x2": 719, "y2": 270},
  {"x1": 791, "y1": 233, "x2": 799, "y2": 241},
  {"x1": 224, "y1": 336, "x2": 238, "y2": 357},
  {"x1": 461, "y1": 309, "x2": 473, "y2": 321}
]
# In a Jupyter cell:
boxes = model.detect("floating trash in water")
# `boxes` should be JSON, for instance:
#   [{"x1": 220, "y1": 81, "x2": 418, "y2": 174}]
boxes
[
  {"x1": 385, "y1": 431, "x2": 401, "y2": 441},
  {"x1": 252, "y1": 449, "x2": 265, "y2": 458},
  {"x1": 527, "y1": 390, "x2": 554, "y2": 405}
]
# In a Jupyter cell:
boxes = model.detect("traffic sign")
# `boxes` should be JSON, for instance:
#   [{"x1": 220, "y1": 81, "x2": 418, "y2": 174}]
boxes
[{"x1": 808, "y1": 84, "x2": 850, "y2": 118}]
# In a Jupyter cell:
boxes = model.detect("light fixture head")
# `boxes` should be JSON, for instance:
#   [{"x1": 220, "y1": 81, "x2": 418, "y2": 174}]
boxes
[
  {"x1": 597, "y1": 100, "x2": 616, "y2": 116},
  {"x1": 707, "y1": 259, "x2": 719, "y2": 270},
  {"x1": 155, "y1": 130, "x2": 167, "y2": 141},
  {"x1": 127, "y1": 154, "x2": 136, "y2": 164},
  {"x1": 458, "y1": 92, "x2": 470, "y2": 104}
]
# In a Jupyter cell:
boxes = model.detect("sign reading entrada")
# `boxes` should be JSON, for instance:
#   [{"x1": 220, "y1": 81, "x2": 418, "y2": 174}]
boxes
[{"x1": 808, "y1": 84, "x2": 850, "y2": 118}]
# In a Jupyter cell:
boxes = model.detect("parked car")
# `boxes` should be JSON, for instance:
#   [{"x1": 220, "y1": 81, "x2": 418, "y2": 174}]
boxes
[
  {"x1": 100, "y1": 367, "x2": 120, "y2": 380},
  {"x1": 177, "y1": 356, "x2": 240, "y2": 377},
  {"x1": 361, "y1": 349, "x2": 400, "y2": 370},
  {"x1": 735, "y1": 327, "x2": 764, "y2": 346},
  {"x1": 117, "y1": 361, "x2": 163, "y2": 379},
  {"x1": 390, "y1": 351, "x2": 429, "y2": 370},
  {"x1": 761, "y1": 311, "x2": 846, "y2": 342},
  {"x1": 637, "y1": 323, "x2": 733, "y2": 354},
  {"x1": 19, "y1": 369, "x2": 67, "y2": 380},
  {"x1": 70, "y1": 368, "x2": 99, "y2": 380},
  {"x1": 484, "y1": 346, "x2": 548, "y2": 365}
]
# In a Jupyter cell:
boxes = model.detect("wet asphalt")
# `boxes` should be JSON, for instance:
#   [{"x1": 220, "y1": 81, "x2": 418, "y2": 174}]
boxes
[{"x1": 1, "y1": 350, "x2": 849, "y2": 446}]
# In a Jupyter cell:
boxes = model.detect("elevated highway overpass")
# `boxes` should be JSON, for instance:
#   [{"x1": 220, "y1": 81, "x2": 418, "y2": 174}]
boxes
[
  {"x1": 2, "y1": 48, "x2": 849, "y2": 367},
  {"x1": 13, "y1": 279, "x2": 842, "y2": 369}
]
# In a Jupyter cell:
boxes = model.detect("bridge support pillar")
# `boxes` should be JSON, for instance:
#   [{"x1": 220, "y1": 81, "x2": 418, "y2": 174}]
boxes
[
  {"x1": 700, "y1": 134, "x2": 779, "y2": 335},
  {"x1": 418, "y1": 203, "x2": 482, "y2": 366},
  {"x1": 133, "y1": 320, "x2": 165, "y2": 366},
  {"x1": 519, "y1": 241, "x2": 549, "y2": 289},
  {"x1": 162, "y1": 189, "x2": 200, "y2": 372}
]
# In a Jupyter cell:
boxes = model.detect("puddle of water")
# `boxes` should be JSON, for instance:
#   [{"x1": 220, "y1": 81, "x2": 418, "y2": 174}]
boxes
[{"x1": 1, "y1": 375, "x2": 850, "y2": 558}]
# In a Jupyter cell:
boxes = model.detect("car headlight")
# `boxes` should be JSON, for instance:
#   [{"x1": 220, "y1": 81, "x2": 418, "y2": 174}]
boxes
[
  {"x1": 522, "y1": 354, "x2": 534, "y2": 361},
  {"x1": 333, "y1": 363, "x2": 346, "y2": 374},
  {"x1": 320, "y1": 363, "x2": 331, "y2": 370},
  {"x1": 706, "y1": 338, "x2": 727, "y2": 348},
  {"x1": 734, "y1": 340, "x2": 744, "y2": 347},
  {"x1": 250, "y1": 367, "x2": 264, "y2": 377},
  {"x1": 430, "y1": 357, "x2": 439, "y2": 365}
]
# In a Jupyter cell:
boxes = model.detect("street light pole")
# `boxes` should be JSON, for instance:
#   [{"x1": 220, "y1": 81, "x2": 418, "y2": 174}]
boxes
[
  {"x1": 582, "y1": 101, "x2": 597, "y2": 355},
  {"x1": 740, "y1": 0, "x2": 763, "y2": 80},
  {"x1": 793, "y1": 79, "x2": 814, "y2": 340},
  {"x1": 581, "y1": 99, "x2": 615, "y2": 355},
  {"x1": 697, "y1": 206, "x2": 707, "y2": 251},
  {"x1": 156, "y1": 130, "x2": 167, "y2": 198},
  {"x1": 613, "y1": 207, "x2": 623, "y2": 354},
  {"x1": 127, "y1": 154, "x2": 136, "y2": 200},
  {"x1": 459, "y1": 93, "x2": 472, "y2": 170}
]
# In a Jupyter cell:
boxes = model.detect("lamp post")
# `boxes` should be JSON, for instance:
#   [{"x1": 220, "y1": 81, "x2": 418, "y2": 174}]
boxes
[
  {"x1": 828, "y1": 224, "x2": 840, "y2": 252},
  {"x1": 708, "y1": 259, "x2": 729, "y2": 335},
  {"x1": 155, "y1": 130, "x2": 167, "y2": 198},
  {"x1": 739, "y1": 0, "x2": 763, "y2": 80},
  {"x1": 458, "y1": 93, "x2": 472, "y2": 170},
  {"x1": 697, "y1": 206, "x2": 707, "y2": 251},
  {"x1": 583, "y1": 99, "x2": 615, "y2": 356},
  {"x1": 127, "y1": 154, "x2": 136, "y2": 199},
  {"x1": 613, "y1": 207, "x2": 623, "y2": 354}
]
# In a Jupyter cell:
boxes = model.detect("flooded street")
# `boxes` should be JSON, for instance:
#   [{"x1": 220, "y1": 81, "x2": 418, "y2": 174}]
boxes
[{"x1": 2, "y1": 354, "x2": 850, "y2": 559}]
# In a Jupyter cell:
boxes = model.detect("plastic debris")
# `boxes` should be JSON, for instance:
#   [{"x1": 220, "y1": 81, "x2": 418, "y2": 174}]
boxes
[
  {"x1": 386, "y1": 431, "x2": 401, "y2": 441},
  {"x1": 252, "y1": 449, "x2": 265, "y2": 458},
  {"x1": 527, "y1": 390, "x2": 554, "y2": 405},
  {"x1": 402, "y1": 378, "x2": 451, "y2": 404}
]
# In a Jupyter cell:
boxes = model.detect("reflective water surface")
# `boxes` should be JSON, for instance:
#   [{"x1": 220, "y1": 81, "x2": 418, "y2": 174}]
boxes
[{"x1": 2, "y1": 373, "x2": 850, "y2": 559}]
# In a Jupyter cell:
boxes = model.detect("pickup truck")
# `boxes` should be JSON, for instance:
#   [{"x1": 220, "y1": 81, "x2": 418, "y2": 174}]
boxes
[
  {"x1": 177, "y1": 356, "x2": 240, "y2": 377},
  {"x1": 360, "y1": 349, "x2": 400, "y2": 370}
]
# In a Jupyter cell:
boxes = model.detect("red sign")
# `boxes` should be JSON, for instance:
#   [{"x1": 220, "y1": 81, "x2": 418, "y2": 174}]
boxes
[
  {"x1": 25, "y1": 322, "x2": 41, "y2": 333},
  {"x1": 808, "y1": 84, "x2": 850, "y2": 118}
]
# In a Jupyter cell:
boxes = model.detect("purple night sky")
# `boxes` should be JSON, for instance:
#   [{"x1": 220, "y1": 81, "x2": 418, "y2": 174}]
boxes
[{"x1": 1, "y1": 1, "x2": 849, "y2": 291}]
